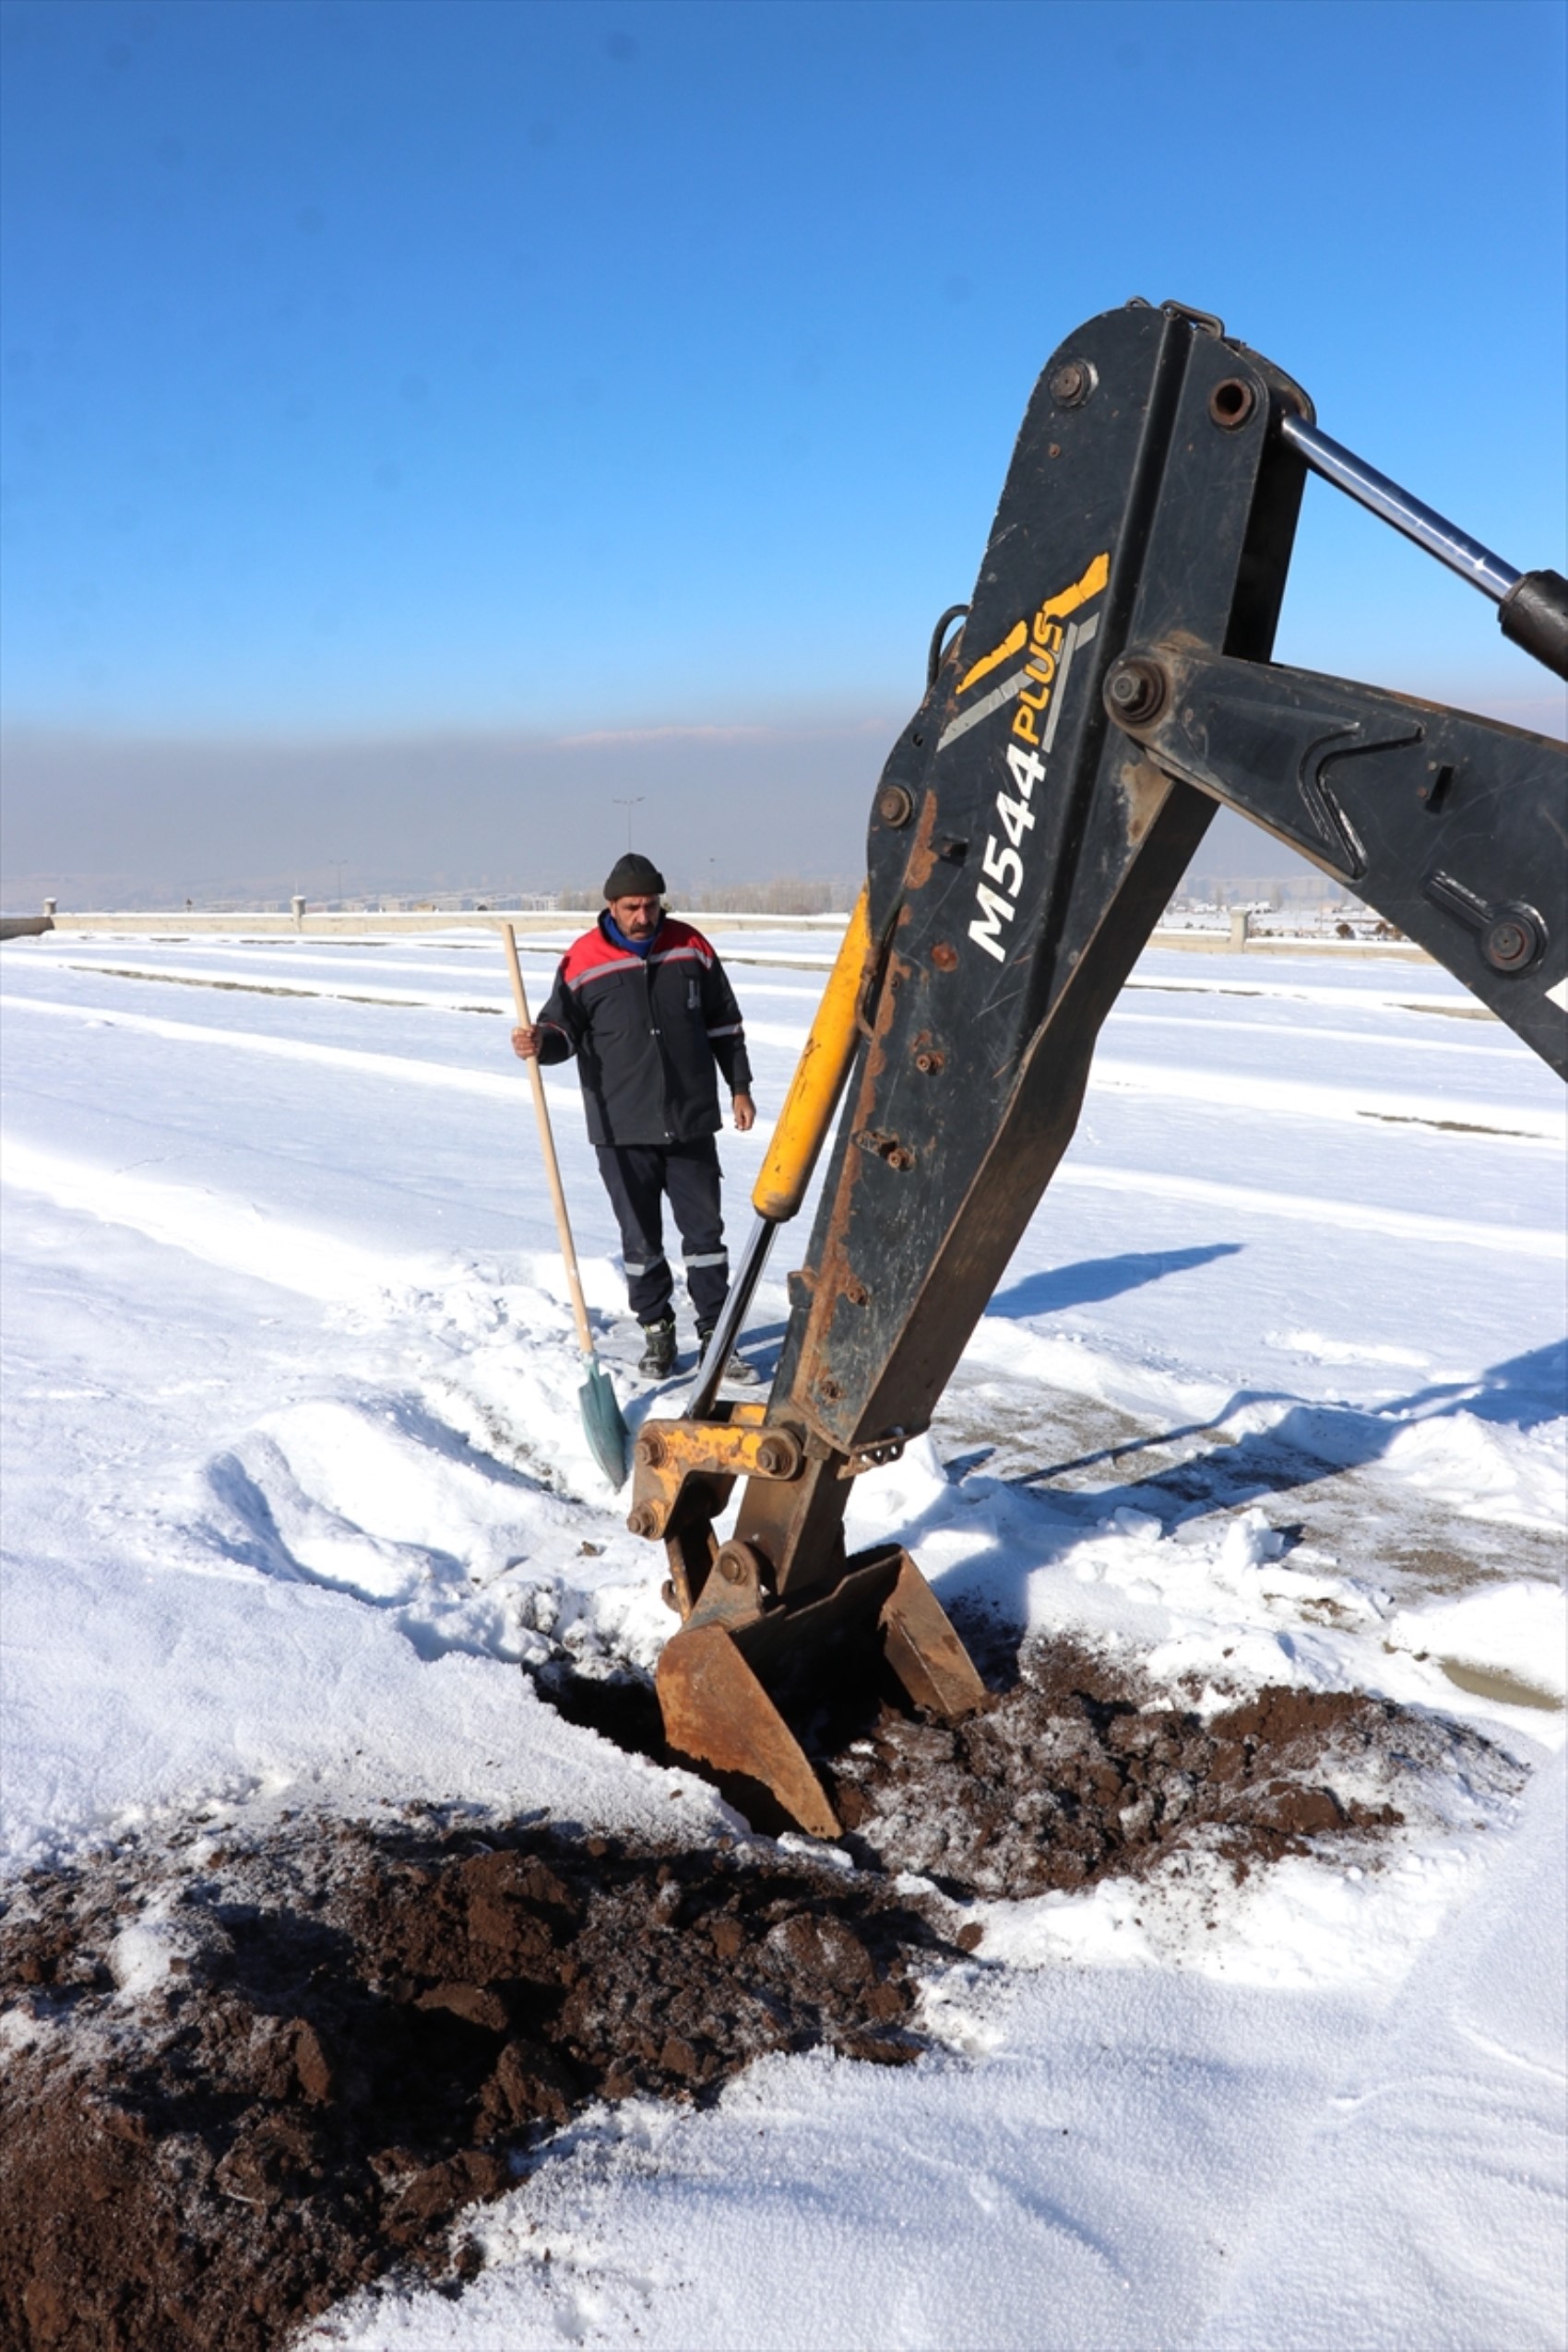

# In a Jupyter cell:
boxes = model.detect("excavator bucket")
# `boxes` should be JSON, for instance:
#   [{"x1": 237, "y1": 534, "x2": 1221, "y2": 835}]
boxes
[{"x1": 654, "y1": 1544, "x2": 986, "y2": 1837}]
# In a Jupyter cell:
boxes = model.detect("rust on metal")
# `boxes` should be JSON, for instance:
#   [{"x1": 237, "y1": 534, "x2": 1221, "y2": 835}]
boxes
[
  {"x1": 1104, "y1": 656, "x2": 1169, "y2": 724},
  {"x1": 631, "y1": 1405, "x2": 798, "y2": 1496},
  {"x1": 837, "y1": 1431, "x2": 908, "y2": 1479},
  {"x1": 877, "y1": 1556, "x2": 987, "y2": 1716},
  {"x1": 1208, "y1": 375, "x2": 1257, "y2": 429},
  {"x1": 1049, "y1": 358, "x2": 1094, "y2": 407},
  {"x1": 626, "y1": 1403, "x2": 802, "y2": 1598},
  {"x1": 1116, "y1": 754, "x2": 1174, "y2": 849},
  {"x1": 624, "y1": 691, "x2": 994, "y2": 1828},
  {"x1": 656, "y1": 1624, "x2": 841, "y2": 1840},
  {"x1": 900, "y1": 788, "x2": 945, "y2": 895}
]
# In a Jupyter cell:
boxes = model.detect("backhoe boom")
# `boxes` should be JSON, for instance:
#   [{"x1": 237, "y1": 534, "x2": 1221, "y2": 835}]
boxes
[{"x1": 632, "y1": 299, "x2": 1567, "y2": 1835}]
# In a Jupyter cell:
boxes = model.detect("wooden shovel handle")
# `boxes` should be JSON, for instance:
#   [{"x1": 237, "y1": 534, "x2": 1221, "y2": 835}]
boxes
[{"x1": 502, "y1": 923, "x2": 596, "y2": 1359}]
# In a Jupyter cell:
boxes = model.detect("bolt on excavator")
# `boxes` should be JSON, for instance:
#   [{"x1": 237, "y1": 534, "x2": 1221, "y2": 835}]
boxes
[{"x1": 625, "y1": 297, "x2": 1568, "y2": 1838}]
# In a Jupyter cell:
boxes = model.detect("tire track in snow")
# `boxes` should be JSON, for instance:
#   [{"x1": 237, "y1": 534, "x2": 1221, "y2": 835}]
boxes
[
  {"x1": 1049, "y1": 1164, "x2": 1565, "y2": 1261},
  {"x1": 1087, "y1": 1058, "x2": 1562, "y2": 1144},
  {"x1": 0, "y1": 1136, "x2": 457, "y2": 1303},
  {"x1": 56, "y1": 949, "x2": 832, "y2": 1011},
  {"x1": 3, "y1": 987, "x2": 807, "y2": 1059},
  {"x1": 4, "y1": 992, "x2": 1556, "y2": 1143},
  {"x1": 0, "y1": 991, "x2": 562, "y2": 1107},
  {"x1": 65, "y1": 962, "x2": 505, "y2": 1015},
  {"x1": 1104, "y1": 1010, "x2": 1526, "y2": 1063},
  {"x1": 1123, "y1": 973, "x2": 1496, "y2": 1020},
  {"x1": 47, "y1": 956, "x2": 1528, "y2": 1058},
  {"x1": 4, "y1": 1000, "x2": 1561, "y2": 1265}
]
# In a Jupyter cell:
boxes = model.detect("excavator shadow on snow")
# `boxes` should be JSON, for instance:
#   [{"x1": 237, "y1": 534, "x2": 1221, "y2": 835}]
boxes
[
  {"x1": 1008, "y1": 1332, "x2": 1568, "y2": 1502},
  {"x1": 925, "y1": 1334, "x2": 1566, "y2": 1628},
  {"x1": 533, "y1": 1320, "x2": 1562, "y2": 1802},
  {"x1": 727, "y1": 1242, "x2": 1243, "y2": 1393},
  {"x1": 987, "y1": 1242, "x2": 1244, "y2": 1319}
]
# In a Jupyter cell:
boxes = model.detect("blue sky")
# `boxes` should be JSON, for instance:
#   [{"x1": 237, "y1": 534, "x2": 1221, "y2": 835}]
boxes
[{"x1": 1, "y1": 0, "x2": 1563, "y2": 892}]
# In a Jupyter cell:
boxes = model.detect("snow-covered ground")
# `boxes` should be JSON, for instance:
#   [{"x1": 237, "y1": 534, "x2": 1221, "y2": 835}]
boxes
[{"x1": 3, "y1": 921, "x2": 1564, "y2": 2349}]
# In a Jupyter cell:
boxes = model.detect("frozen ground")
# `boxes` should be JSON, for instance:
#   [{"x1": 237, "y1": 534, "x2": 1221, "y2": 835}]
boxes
[{"x1": 2, "y1": 921, "x2": 1564, "y2": 2348}]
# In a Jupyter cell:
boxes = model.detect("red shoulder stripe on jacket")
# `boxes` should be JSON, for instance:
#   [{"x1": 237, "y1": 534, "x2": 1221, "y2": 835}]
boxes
[
  {"x1": 649, "y1": 919, "x2": 713, "y2": 968},
  {"x1": 558, "y1": 915, "x2": 716, "y2": 991},
  {"x1": 558, "y1": 924, "x2": 637, "y2": 991}
]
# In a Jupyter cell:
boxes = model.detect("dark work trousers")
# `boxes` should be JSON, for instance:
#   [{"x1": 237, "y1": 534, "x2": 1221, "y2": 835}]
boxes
[{"x1": 595, "y1": 1137, "x2": 730, "y2": 1327}]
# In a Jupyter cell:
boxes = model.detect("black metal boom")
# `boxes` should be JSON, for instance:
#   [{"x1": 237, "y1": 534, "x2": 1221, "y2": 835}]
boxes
[{"x1": 637, "y1": 299, "x2": 1566, "y2": 1833}]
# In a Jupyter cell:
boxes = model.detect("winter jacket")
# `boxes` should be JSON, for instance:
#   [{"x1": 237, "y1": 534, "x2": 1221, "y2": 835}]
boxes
[{"x1": 533, "y1": 915, "x2": 754, "y2": 1147}]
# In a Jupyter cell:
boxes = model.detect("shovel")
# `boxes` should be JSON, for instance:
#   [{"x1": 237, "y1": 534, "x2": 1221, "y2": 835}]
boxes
[{"x1": 501, "y1": 922, "x2": 631, "y2": 1490}]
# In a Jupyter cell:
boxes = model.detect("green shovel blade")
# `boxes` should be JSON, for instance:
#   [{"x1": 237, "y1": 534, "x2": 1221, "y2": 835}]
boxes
[{"x1": 579, "y1": 1357, "x2": 630, "y2": 1489}]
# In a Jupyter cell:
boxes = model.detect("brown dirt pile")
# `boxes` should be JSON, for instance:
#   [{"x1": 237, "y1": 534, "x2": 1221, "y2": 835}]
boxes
[
  {"x1": 825, "y1": 1645, "x2": 1436, "y2": 1897},
  {"x1": 0, "y1": 1821, "x2": 935, "y2": 2352},
  {"x1": 0, "y1": 1643, "x2": 1508, "y2": 2350}
]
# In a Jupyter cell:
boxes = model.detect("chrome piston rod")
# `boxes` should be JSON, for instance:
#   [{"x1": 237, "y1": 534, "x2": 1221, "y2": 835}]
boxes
[{"x1": 1280, "y1": 412, "x2": 1519, "y2": 602}]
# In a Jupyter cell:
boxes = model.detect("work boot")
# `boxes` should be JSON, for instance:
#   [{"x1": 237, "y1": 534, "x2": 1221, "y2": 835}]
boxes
[
  {"x1": 637, "y1": 1316, "x2": 677, "y2": 1377},
  {"x1": 697, "y1": 1326, "x2": 758, "y2": 1384}
]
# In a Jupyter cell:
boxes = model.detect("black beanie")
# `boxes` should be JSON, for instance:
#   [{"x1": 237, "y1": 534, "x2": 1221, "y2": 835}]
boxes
[{"x1": 603, "y1": 852, "x2": 666, "y2": 900}]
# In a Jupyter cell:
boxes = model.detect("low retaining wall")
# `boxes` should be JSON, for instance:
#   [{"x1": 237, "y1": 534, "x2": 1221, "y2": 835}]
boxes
[{"x1": 5, "y1": 908, "x2": 1432, "y2": 963}]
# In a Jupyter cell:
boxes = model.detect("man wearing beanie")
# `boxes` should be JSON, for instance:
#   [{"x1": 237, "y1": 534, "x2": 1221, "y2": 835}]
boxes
[{"x1": 511, "y1": 854, "x2": 756, "y2": 1378}]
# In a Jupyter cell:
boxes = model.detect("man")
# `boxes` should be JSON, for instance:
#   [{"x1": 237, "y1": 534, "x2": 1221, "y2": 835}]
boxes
[{"x1": 511, "y1": 853, "x2": 757, "y2": 1378}]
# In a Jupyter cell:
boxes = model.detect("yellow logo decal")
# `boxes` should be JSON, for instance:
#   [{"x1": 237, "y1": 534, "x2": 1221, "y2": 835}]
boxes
[
  {"x1": 956, "y1": 620, "x2": 1028, "y2": 696},
  {"x1": 965, "y1": 550, "x2": 1111, "y2": 966},
  {"x1": 1012, "y1": 549, "x2": 1111, "y2": 746},
  {"x1": 1037, "y1": 549, "x2": 1109, "y2": 625},
  {"x1": 956, "y1": 552, "x2": 1110, "y2": 697}
]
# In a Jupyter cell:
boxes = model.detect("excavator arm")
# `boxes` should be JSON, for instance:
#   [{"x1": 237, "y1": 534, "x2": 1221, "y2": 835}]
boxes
[{"x1": 629, "y1": 299, "x2": 1568, "y2": 1836}]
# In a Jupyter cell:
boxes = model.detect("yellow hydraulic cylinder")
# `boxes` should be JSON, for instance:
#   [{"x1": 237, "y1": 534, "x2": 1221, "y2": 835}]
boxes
[
  {"x1": 752, "y1": 886, "x2": 872, "y2": 1223},
  {"x1": 683, "y1": 888, "x2": 873, "y2": 1423}
]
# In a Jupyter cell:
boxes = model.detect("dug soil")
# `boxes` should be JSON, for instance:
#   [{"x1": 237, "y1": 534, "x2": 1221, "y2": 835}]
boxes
[
  {"x1": 826, "y1": 1647, "x2": 1425, "y2": 1898},
  {"x1": 0, "y1": 1636, "x2": 1510, "y2": 2352}
]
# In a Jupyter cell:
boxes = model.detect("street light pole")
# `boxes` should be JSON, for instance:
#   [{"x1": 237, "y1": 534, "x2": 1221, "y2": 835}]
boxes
[{"x1": 612, "y1": 797, "x2": 644, "y2": 850}]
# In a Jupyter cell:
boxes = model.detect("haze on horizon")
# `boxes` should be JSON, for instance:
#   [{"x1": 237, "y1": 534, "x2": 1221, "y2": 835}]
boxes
[{"x1": 3, "y1": 0, "x2": 1563, "y2": 906}]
